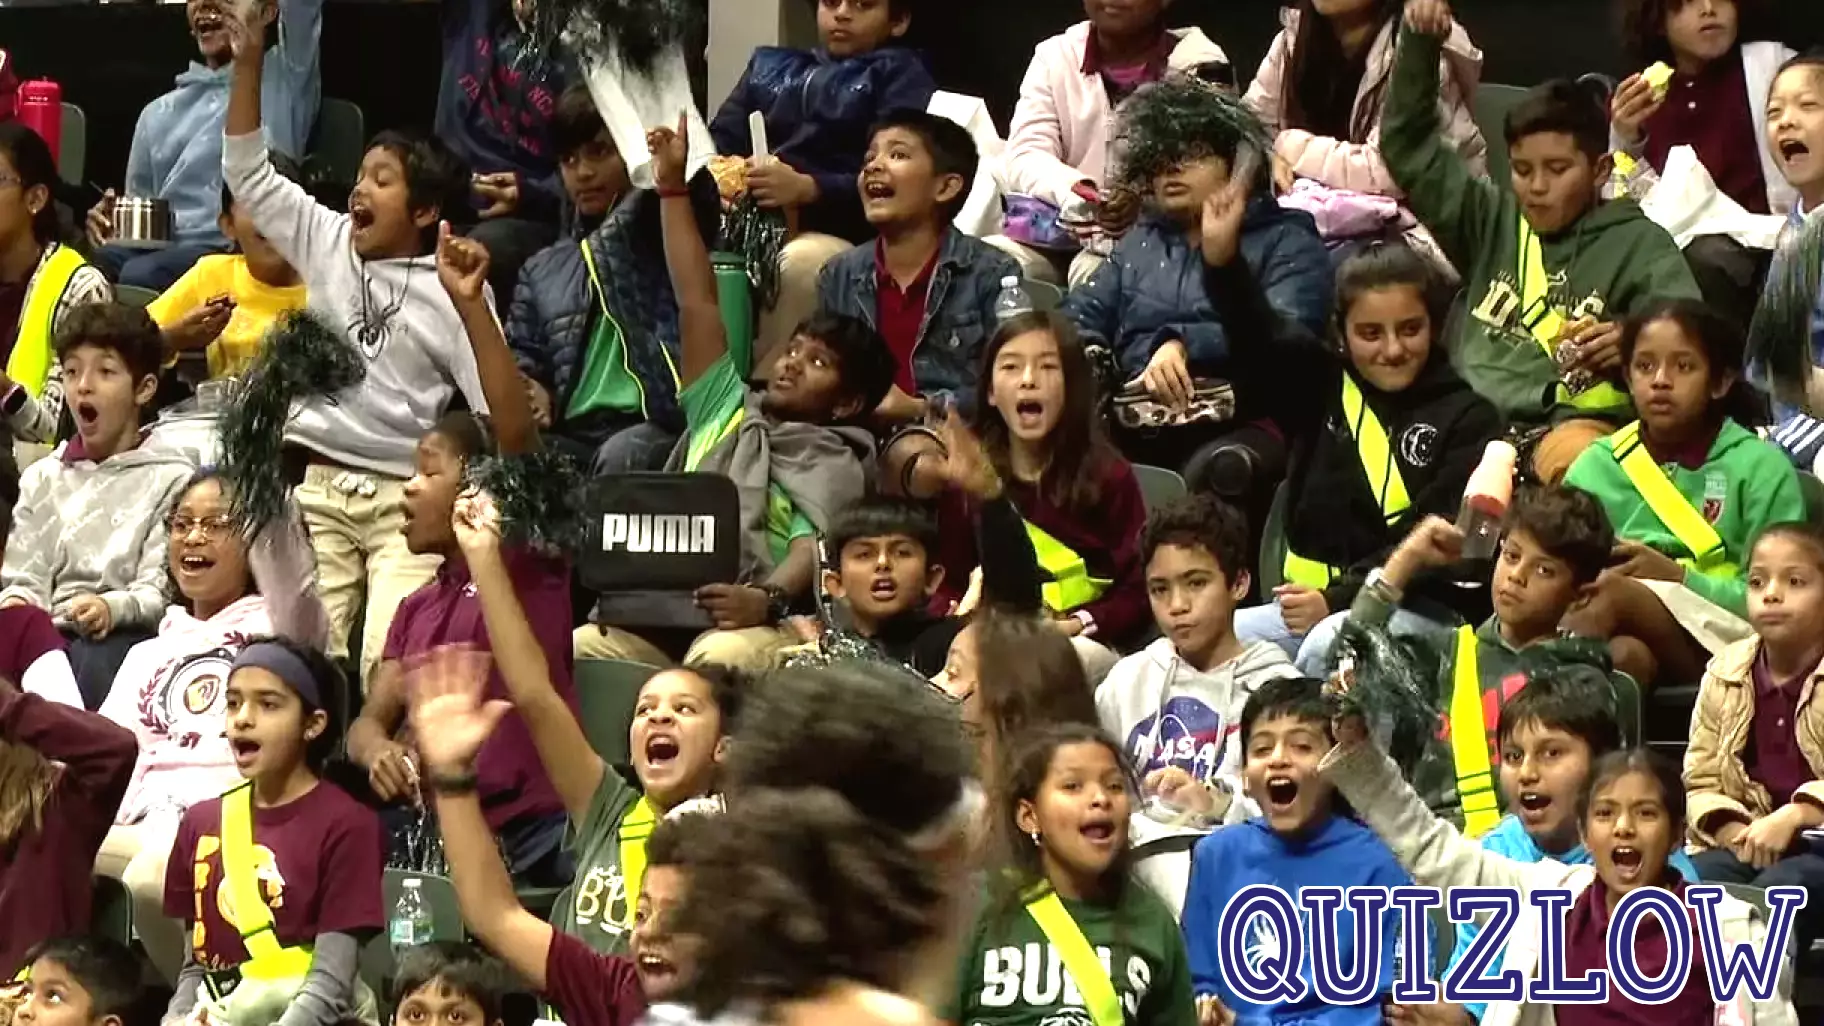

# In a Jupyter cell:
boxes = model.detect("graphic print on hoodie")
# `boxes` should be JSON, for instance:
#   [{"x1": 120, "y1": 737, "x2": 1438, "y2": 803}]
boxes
[{"x1": 1096, "y1": 638, "x2": 1301, "y2": 916}]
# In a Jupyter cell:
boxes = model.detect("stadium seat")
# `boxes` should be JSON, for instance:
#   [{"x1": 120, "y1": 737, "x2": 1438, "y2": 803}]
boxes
[
  {"x1": 59, "y1": 102, "x2": 85, "y2": 185},
  {"x1": 305, "y1": 98, "x2": 366, "y2": 190},
  {"x1": 358, "y1": 870, "x2": 465, "y2": 1012},
  {"x1": 1133, "y1": 463, "x2": 1188, "y2": 514},
  {"x1": 90, "y1": 875, "x2": 133, "y2": 946},
  {"x1": 1024, "y1": 279, "x2": 1064, "y2": 313},
  {"x1": 1473, "y1": 84, "x2": 1529, "y2": 185},
  {"x1": 114, "y1": 284, "x2": 157, "y2": 309},
  {"x1": 576, "y1": 658, "x2": 660, "y2": 767}
]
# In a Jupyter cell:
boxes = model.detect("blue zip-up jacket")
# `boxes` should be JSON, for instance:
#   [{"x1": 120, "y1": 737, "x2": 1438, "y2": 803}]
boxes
[
  {"x1": 126, "y1": 0, "x2": 323, "y2": 246},
  {"x1": 1061, "y1": 195, "x2": 1333, "y2": 381},
  {"x1": 1447, "y1": 814, "x2": 1700, "y2": 1021},
  {"x1": 1183, "y1": 815, "x2": 1415, "y2": 1026},
  {"x1": 434, "y1": 0, "x2": 573, "y2": 225},
  {"x1": 710, "y1": 45, "x2": 937, "y2": 244},
  {"x1": 506, "y1": 177, "x2": 722, "y2": 438},
  {"x1": 815, "y1": 228, "x2": 1018, "y2": 414}
]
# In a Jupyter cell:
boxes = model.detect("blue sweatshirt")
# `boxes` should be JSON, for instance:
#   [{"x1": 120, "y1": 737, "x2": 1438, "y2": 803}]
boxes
[
  {"x1": 126, "y1": 0, "x2": 323, "y2": 246},
  {"x1": 434, "y1": 0, "x2": 572, "y2": 225},
  {"x1": 1183, "y1": 816, "x2": 1412, "y2": 1026},
  {"x1": 1447, "y1": 814, "x2": 1701, "y2": 1021}
]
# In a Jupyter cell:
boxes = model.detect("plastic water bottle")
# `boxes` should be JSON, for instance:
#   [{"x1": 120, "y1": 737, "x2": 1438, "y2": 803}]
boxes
[
  {"x1": 389, "y1": 878, "x2": 433, "y2": 951},
  {"x1": 1455, "y1": 441, "x2": 1518, "y2": 562},
  {"x1": 993, "y1": 276, "x2": 1033, "y2": 323}
]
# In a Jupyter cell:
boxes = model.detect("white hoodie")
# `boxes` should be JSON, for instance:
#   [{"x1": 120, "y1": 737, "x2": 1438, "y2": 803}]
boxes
[{"x1": 1095, "y1": 637, "x2": 1301, "y2": 917}]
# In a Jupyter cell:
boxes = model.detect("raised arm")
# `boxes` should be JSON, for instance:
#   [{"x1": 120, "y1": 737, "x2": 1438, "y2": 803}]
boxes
[
  {"x1": 452, "y1": 494, "x2": 608, "y2": 822},
  {"x1": 436, "y1": 225, "x2": 536, "y2": 455},
  {"x1": 0, "y1": 685, "x2": 137, "y2": 808},
  {"x1": 650, "y1": 116, "x2": 726, "y2": 389}
]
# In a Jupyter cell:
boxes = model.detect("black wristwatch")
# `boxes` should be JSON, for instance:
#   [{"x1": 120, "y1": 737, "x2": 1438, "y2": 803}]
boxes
[
  {"x1": 0, "y1": 384, "x2": 25, "y2": 418},
  {"x1": 758, "y1": 583, "x2": 791, "y2": 624}
]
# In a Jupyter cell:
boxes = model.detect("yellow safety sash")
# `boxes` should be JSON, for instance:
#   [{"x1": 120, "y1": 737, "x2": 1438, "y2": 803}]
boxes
[
  {"x1": 1282, "y1": 376, "x2": 1412, "y2": 589},
  {"x1": 1448, "y1": 626, "x2": 1501, "y2": 839},
  {"x1": 220, "y1": 782, "x2": 314, "y2": 981},
  {"x1": 8, "y1": 244, "x2": 84, "y2": 398},
  {"x1": 1024, "y1": 520, "x2": 1111, "y2": 613},
  {"x1": 617, "y1": 797, "x2": 658, "y2": 930},
  {"x1": 1024, "y1": 887, "x2": 1123, "y2": 1026},
  {"x1": 1517, "y1": 219, "x2": 1630, "y2": 413},
  {"x1": 1609, "y1": 421, "x2": 1732, "y2": 576}
]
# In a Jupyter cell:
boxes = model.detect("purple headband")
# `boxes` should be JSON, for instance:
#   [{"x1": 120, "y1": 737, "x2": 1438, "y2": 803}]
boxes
[{"x1": 231, "y1": 641, "x2": 324, "y2": 709}]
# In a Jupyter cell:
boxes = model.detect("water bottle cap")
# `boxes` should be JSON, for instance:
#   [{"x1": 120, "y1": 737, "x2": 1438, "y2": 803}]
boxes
[
  {"x1": 1000, "y1": 276, "x2": 1019, "y2": 288},
  {"x1": 403, "y1": 878, "x2": 422, "y2": 888}
]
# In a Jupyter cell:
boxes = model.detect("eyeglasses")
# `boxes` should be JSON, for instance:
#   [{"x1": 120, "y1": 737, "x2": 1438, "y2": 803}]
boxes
[{"x1": 169, "y1": 514, "x2": 237, "y2": 539}]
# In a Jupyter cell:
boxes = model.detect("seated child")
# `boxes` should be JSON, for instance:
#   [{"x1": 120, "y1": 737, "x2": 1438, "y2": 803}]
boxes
[
  {"x1": 1337, "y1": 492, "x2": 1636, "y2": 828},
  {"x1": 1386, "y1": 1, "x2": 1701, "y2": 481},
  {"x1": 221, "y1": 7, "x2": 511, "y2": 685},
  {"x1": 161, "y1": 637, "x2": 383, "y2": 1026},
  {"x1": 1244, "y1": 0, "x2": 1486, "y2": 199},
  {"x1": 943, "y1": 724, "x2": 1194, "y2": 1026},
  {"x1": 0, "y1": 683, "x2": 137, "y2": 976},
  {"x1": 1232, "y1": 241, "x2": 1502, "y2": 665},
  {"x1": 97, "y1": 471, "x2": 324, "y2": 981},
  {"x1": 435, "y1": 475, "x2": 737, "y2": 951},
  {"x1": 12, "y1": 936, "x2": 166, "y2": 1026},
  {"x1": 86, "y1": 0, "x2": 323, "y2": 291},
  {"x1": 0, "y1": 605, "x2": 79, "y2": 707},
  {"x1": 507, "y1": 85, "x2": 713, "y2": 476},
  {"x1": 1686, "y1": 521, "x2": 1824, "y2": 953},
  {"x1": 390, "y1": 944, "x2": 513, "y2": 1026},
  {"x1": 1060, "y1": 75, "x2": 1333, "y2": 494},
  {"x1": 0, "y1": 304, "x2": 195, "y2": 708},
  {"x1": 1322, "y1": 720, "x2": 1795, "y2": 1024},
  {"x1": 991, "y1": 0, "x2": 1228, "y2": 287},
  {"x1": 1095, "y1": 494, "x2": 1300, "y2": 915},
  {"x1": 1443, "y1": 667, "x2": 1700, "y2": 1023},
  {"x1": 816, "y1": 109, "x2": 1019, "y2": 434},
  {"x1": 576, "y1": 122, "x2": 890, "y2": 673},
  {"x1": 710, "y1": 0, "x2": 937, "y2": 361},
  {"x1": 1564, "y1": 299, "x2": 1804, "y2": 687},
  {"x1": 149, "y1": 154, "x2": 308, "y2": 381},
  {"x1": 926, "y1": 312, "x2": 1148, "y2": 669},
  {"x1": 1181, "y1": 676, "x2": 1410, "y2": 1026}
]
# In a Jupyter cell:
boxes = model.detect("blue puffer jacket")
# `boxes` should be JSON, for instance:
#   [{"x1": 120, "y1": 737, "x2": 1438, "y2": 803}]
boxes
[
  {"x1": 506, "y1": 177, "x2": 721, "y2": 436},
  {"x1": 816, "y1": 229, "x2": 1019, "y2": 414},
  {"x1": 1062, "y1": 195, "x2": 1334, "y2": 379},
  {"x1": 710, "y1": 46, "x2": 937, "y2": 244}
]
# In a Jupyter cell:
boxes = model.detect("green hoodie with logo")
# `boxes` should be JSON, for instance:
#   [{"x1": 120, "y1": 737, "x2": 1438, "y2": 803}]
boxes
[{"x1": 1380, "y1": 27, "x2": 1701, "y2": 429}]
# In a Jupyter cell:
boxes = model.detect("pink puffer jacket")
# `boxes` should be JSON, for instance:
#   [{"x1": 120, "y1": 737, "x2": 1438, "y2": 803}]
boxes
[{"x1": 1244, "y1": 9, "x2": 1488, "y2": 198}]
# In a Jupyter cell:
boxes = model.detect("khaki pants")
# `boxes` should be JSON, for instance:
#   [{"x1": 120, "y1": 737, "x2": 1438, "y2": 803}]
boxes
[
  {"x1": 756, "y1": 233, "x2": 852, "y2": 373},
  {"x1": 981, "y1": 235, "x2": 1106, "y2": 290},
  {"x1": 95, "y1": 818, "x2": 184, "y2": 982},
  {"x1": 574, "y1": 624, "x2": 799, "y2": 673},
  {"x1": 296, "y1": 465, "x2": 442, "y2": 690},
  {"x1": 1532, "y1": 418, "x2": 1614, "y2": 484}
]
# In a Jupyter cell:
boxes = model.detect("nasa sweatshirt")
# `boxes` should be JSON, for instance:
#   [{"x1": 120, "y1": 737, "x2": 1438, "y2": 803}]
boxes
[
  {"x1": 1095, "y1": 637, "x2": 1300, "y2": 916},
  {"x1": 1182, "y1": 816, "x2": 1413, "y2": 1026}
]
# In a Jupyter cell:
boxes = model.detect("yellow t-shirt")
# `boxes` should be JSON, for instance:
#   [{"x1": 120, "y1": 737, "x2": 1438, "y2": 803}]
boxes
[{"x1": 147, "y1": 255, "x2": 308, "y2": 379}]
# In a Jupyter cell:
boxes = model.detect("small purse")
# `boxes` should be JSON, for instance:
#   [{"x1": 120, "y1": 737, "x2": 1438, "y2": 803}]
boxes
[{"x1": 1112, "y1": 379, "x2": 1237, "y2": 430}]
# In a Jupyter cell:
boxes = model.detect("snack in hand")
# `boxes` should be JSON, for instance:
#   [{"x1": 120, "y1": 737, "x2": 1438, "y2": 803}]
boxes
[
  {"x1": 708, "y1": 155, "x2": 748, "y2": 200},
  {"x1": 1642, "y1": 61, "x2": 1675, "y2": 100}
]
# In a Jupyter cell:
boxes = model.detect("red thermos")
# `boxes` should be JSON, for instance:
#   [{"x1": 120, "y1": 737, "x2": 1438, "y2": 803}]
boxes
[{"x1": 17, "y1": 79, "x2": 62, "y2": 166}]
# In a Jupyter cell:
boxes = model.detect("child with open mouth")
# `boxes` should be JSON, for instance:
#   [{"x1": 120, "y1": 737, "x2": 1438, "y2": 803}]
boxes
[
  {"x1": 1324, "y1": 704, "x2": 1796, "y2": 1026},
  {"x1": 1182, "y1": 677, "x2": 1412, "y2": 1026},
  {"x1": 944, "y1": 723, "x2": 1192, "y2": 1026}
]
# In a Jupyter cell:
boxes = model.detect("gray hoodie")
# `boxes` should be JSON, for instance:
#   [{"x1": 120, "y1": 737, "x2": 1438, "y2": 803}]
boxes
[
  {"x1": 1095, "y1": 636, "x2": 1301, "y2": 917},
  {"x1": 0, "y1": 441, "x2": 195, "y2": 630}
]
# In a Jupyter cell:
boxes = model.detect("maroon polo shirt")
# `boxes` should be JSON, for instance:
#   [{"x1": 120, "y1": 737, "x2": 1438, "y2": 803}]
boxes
[
  {"x1": 383, "y1": 547, "x2": 578, "y2": 831},
  {"x1": 1643, "y1": 54, "x2": 1770, "y2": 215},
  {"x1": 875, "y1": 241, "x2": 941, "y2": 395},
  {"x1": 544, "y1": 931, "x2": 647, "y2": 1026},
  {"x1": 1745, "y1": 654, "x2": 1816, "y2": 808},
  {"x1": 1557, "y1": 878, "x2": 1711, "y2": 1026}
]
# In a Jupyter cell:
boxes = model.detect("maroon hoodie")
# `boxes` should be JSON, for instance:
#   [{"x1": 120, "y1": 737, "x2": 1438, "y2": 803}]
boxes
[{"x1": 0, "y1": 687, "x2": 137, "y2": 975}]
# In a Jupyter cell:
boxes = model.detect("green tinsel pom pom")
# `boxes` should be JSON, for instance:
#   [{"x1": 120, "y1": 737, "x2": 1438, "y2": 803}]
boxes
[
  {"x1": 218, "y1": 311, "x2": 366, "y2": 533},
  {"x1": 523, "y1": 0, "x2": 699, "y2": 80},
  {"x1": 1324, "y1": 619, "x2": 1446, "y2": 773},
  {"x1": 721, "y1": 194, "x2": 788, "y2": 312},
  {"x1": 1108, "y1": 74, "x2": 1272, "y2": 197},
  {"x1": 1747, "y1": 212, "x2": 1824, "y2": 411},
  {"x1": 466, "y1": 448, "x2": 587, "y2": 555}
]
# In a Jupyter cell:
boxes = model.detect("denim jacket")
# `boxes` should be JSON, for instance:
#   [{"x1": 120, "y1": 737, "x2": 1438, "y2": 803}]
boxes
[{"x1": 817, "y1": 228, "x2": 1019, "y2": 413}]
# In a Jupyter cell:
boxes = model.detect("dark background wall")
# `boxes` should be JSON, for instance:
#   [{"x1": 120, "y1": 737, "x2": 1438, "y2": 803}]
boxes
[{"x1": 2, "y1": 0, "x2": 1820, "y2": 194}]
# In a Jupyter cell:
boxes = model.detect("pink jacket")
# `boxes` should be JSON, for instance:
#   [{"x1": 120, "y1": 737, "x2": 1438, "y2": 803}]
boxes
[
  {"x1": 1244, "y1": 9, "x2": 1488, "y2": 198},
  {"x1": 999, "y1": 22, "x2": 1228, "y2": 210}
]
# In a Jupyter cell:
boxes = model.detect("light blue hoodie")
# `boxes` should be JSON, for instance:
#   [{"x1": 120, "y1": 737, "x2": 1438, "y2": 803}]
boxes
[{"x1": 125, "y1": 0, "x2": 324, "y2": 246}]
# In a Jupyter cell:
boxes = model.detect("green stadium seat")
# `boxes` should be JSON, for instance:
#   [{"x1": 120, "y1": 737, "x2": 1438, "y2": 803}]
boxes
[{"x1": 576, "y1": 659, "x2": 660, "y2": 767}]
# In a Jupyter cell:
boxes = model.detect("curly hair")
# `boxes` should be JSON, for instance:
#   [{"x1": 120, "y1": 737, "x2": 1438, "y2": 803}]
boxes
[
  {"x1": 990, "y1": 723, "x2": 1134, "y2": 907},
  {"x1": 1108, "y1": 74, "x2": 1272, "y2": 196}
]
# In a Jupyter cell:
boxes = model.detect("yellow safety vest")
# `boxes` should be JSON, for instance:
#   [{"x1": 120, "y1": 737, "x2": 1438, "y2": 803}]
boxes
[
  {"x1": 218, "y1": 782, "x2": 314, "y2": 984},
  {"x1": 1024, "y1": 885, "x2": 1123, "y2": 1026},
  {"x1": 1025, "y1": 520, "x2": 1110, "y2": 613},
  {"x1": 1283, "y1": 375, "x2": 1412, "y2": 589},
  {"x1": 1448, "y1": 626, "x2": 1502, "y2": 839},
  {"x1": 1608, "y1": 421, "x2": 1734, "y2": 577},
  {"x1": 1516, "y1": 219, "x2": 1630, "y2": 414},
  {"x1": 7, "y1": 245, "x2": 85, "y2": 398},
  {"x1": 617, "y1": 797, "x2": 658, "y2": 930}
]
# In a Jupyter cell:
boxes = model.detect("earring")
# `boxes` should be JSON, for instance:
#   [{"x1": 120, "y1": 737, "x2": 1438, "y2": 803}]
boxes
[{"x1": 1029, "y1": 830, "x2": 1041, "y2": 846}]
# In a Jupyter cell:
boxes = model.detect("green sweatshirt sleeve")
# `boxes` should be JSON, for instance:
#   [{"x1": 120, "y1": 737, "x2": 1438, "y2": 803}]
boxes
[
  {"x1": 1378, "y1": 26, "x2": 1506, "y2": 274},
  {"x1": 1611, "y1": 215, "x2": 1704, "y2": 311}
]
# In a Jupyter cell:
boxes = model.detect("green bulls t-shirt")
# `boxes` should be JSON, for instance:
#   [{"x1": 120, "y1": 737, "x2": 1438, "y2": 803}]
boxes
[
  {"x1": 944, "y1": 884, "x2": 1195, "y2": 1026},
  {"x1": 552, "y1": 769, "x2": 642, "y2": 954},
  {"x1": 678, "y1": 354, "x2": 816, "y2": 565}
]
